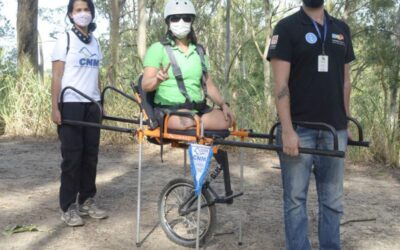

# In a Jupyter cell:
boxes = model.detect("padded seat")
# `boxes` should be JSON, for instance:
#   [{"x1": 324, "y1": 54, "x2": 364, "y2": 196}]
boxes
[{"x1": 167, "y1": 129, "x2": 230, "y2": 139}]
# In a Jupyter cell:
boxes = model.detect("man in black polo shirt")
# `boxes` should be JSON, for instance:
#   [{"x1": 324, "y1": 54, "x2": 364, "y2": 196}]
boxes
[{"x1": 267, "y1": 0, "x2": 355, "y2": 249}]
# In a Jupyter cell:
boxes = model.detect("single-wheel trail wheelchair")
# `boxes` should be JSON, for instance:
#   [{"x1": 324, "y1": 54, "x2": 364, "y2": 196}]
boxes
[{"x1": 59, "y1": 77, "x2": 369, "y2": 248}]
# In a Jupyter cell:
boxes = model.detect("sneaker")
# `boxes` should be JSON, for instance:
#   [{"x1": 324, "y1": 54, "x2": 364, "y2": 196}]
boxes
[
  {"x1": 61, "y1": 204, "x2": 84, "y2": 227},
  {"x1": 79, "y1": 198, "x2": 108, "y2": 219}
]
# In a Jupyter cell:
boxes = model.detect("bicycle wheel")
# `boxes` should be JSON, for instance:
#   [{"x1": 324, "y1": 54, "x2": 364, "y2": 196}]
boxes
[{"x1": 158, "y1": 178, "x2": 216, "y2": 248}]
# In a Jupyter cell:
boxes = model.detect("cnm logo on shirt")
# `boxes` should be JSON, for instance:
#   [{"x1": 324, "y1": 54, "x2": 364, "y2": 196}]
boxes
[{"x1": 79, "y1": 47, "x2": 99, "y2": 67}]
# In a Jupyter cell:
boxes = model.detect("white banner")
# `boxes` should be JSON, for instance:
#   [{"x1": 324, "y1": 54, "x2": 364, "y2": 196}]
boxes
[{"x1": 189, "y1": 144, "x2": 213, "y2": 196}]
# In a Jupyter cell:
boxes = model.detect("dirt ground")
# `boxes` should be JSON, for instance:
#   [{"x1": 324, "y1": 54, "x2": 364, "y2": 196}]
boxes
[{"x1": 0, "y1": 138, "x2": 399, "y2": 250}]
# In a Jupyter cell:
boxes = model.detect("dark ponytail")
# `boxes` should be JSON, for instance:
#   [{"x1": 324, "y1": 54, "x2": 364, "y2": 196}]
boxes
[
  {"x1": 67, "y1": 0, "x2": 96, "y2": 32},
  {"x1": 88, "y1": 22, "x2": 97, "y2": 32}
]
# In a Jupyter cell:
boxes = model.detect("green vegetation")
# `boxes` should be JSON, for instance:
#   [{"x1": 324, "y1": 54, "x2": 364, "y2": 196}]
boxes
[{"x1": 1, "y1": 0, "x2": 399, "y2": 167}]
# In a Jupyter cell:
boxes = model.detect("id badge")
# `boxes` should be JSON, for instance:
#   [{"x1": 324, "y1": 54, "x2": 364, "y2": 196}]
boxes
[{"x1": 318, "y1": 55, "x2": 329, "y2": 72}]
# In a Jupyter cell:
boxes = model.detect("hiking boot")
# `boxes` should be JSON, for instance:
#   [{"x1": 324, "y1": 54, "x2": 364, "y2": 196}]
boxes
[
  {"x1": 79, "y1": 198, "x2": 108, "y2": 219},
  {"x1": 61, "y1": 203, "x2": 84, "y2": 227}
]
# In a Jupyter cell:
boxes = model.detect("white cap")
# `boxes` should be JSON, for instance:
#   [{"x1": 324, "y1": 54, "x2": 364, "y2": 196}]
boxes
[{"x1": 164, "y1": 0, "x2": 196, "y2": 19}]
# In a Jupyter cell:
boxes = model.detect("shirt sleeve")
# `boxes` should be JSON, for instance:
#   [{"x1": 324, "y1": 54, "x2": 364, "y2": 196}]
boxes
[
  {"x1": 344, "y1": 23, "x2": 356, "y2": 64},
  {"x1": 143, "y1": 42, "x2": 164, "y2": 69},
  {"x1": 51, "y1": 32, "x2": 68, "y2": 62},
  {"x1": 266, "y1": 21, "x2": 293, "y2": 62}
]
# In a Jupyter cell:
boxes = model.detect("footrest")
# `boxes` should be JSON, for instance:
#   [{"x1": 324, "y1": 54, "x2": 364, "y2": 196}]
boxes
[{"x1": 214, "y1": 192, "x2": 244, "y2": 204}]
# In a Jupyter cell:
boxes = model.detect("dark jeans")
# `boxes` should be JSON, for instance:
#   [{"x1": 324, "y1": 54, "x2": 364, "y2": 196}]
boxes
[{"x1": 58, "y1": 102, "x2": 101, "y2": 212}]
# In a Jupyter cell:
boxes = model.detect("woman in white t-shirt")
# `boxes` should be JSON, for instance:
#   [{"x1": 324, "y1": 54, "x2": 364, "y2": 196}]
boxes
[{"x1": 51, "y1": 0, "x2": 107, "y2": 227}]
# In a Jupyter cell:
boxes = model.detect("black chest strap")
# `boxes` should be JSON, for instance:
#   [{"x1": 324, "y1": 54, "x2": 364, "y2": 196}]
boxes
[
  {"x1": 161, "y1": 39, "x2": 209, "y2": 104},
  {"x1": 164, "y1": 44, "x2": 193, "y2": 103},
  {"x1": 195, "y1": 44, "x2": 208, "y2": 97}
]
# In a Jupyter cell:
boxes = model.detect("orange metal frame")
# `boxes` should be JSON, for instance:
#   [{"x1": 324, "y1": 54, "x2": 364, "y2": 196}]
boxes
[{"x1": 133, "y1": 90, "x2": 250, "y2": 147}]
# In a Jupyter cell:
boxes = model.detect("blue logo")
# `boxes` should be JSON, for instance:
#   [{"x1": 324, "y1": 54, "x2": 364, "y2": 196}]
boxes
[
  {"x1": 78, "y1": 47, "x2": 99, "y2": 67},
  {"x1": 305, "y1": 32, "x2": 318, "y2": 44}
]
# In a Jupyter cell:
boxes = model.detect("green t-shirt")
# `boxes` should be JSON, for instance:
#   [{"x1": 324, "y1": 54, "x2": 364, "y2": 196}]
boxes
[{"x1": 143, "y1": 41, "x2": 209, "y2": 106}]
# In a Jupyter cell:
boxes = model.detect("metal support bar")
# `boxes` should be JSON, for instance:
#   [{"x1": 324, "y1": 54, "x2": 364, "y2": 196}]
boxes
[
  {"x1": 60, "y1": 86, "x2": 103, "y2": 122},
  {"x1": 347, "y1": 117, "x2": 370, "y2": 147},
  {"x1": 101, "y1": 85, "x2": 138, "y2": 106},
  {"x1": 136, "y1": 113, "x2": 144, "y2": 247},
  {"x1": 348, "y1": 140, "x2": 370, "y2": 147},
  {"x1": 196, "y1": 195, "x2": 201, "y2": 250},
  {"x1": 184, "y1": 149, "x2": 188, "y2": 177},
  {"x1": 213, "y1": 139, "x2": 345, "y2": 158},
  {"x1": 269, "y1": 121, "x2": 339, "y2": 150},
  {"x1": 103, "y1": 115, "x2": 140, "y2": 124},
  {"x1": 62, "y1": 120, "x2": 135, "y2": 134},
  {"x1": 248, "y1": 132, "x2": 274, "y2": 139},
  {"x1": 238, "y1": 146, "x2": 244, "y2": 246}
]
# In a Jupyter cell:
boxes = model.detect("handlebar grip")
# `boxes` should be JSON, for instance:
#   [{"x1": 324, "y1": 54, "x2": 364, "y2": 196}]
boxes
[{"x1": 348, "y1": 140, "x2": 370, "y2": 147}]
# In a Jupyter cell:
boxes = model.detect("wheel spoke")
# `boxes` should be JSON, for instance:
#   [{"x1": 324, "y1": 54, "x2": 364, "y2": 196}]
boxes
[{"x1": 159, "y1": 180, "x2": 214, "y2": 246}]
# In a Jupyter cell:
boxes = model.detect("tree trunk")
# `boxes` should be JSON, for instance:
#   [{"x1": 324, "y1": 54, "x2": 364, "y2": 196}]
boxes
[
  {"x1": 224, "y1": 0, "x2": 231, "y2": 86},
  {"x1": 263, "y1": 0, "x2": 272, "y2": 105},
  {"x1": 38, "y1": 32, "x2": 44, "y2": 82},
  {"x1": 17, "y1": 0, "x2": 38, "y2": 72},
  {"x1": 147, "y1": 0, "x2": 156, "y2": 27},
  {"x1": 108, "y1": 0, "x2": 122, "y2": 85},
  {"x1": 381, "y1": 66, "x2": 388, "y2": 121},
  {"x1": 343, "y1": 0, "x2": 350, "y2": 22},
  {"x1": 389, "y1": 63, "x2": 399, "y2": 127},
  {"x1": 396, "y1": 5, "x2": 400, "y2": 130},
  {"x1": 394, "y1": 5, "x2": 400, "y2": 167},
  {"x1": 137, "y1": 0, "x2": 147, "y2": 62}
]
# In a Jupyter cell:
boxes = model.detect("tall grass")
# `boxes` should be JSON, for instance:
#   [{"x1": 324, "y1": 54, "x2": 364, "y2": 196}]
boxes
[
  {"x1": 0, "y1": 65, "x2": 54, "y2": 137},
  {"x1": 0, "y1": 62, "x2": 138, "y2": 144},
  {"x1": 347, "y1": 84, "x2": 400, "y2": 167}
]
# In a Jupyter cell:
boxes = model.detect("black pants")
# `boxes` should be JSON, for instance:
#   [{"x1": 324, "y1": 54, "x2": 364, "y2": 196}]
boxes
[{"x1": 58, "y1": 102, "x2": 101, "y2": 212}]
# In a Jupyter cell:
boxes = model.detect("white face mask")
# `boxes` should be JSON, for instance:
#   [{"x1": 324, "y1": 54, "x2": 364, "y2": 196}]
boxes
[
  {"x1": 72, "y1": 12, "x2": 92, "y2": 27},
  {"x1": 170, "y1": 20, "x2": 192, "y2": 39}
]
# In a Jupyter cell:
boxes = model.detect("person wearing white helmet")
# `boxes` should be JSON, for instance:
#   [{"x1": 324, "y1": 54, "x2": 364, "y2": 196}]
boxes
[{"x1": 142, "y1": 0, "x2": 235, "y2": 130}]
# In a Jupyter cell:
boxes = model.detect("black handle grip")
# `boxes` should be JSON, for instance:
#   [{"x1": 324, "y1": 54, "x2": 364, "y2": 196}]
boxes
[
  {"x1": 348, "y1": 140, "x2": 370, "y2": 147},
  {"x1": 347, "y1": 117, "x2": 370, "y2": 148},
  {"x1": 248, "y1": 132, "x2": 274, "y2": 139}
]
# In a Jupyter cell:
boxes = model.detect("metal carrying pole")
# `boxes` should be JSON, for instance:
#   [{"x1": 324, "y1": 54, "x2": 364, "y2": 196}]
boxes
[
  {"x1": 195, "y1": 121, "x2": 206, "y2": 250},
  {"x1": 196, "y1": 193, "x2": 202, "y2": 250},
  {"x1": 184, "y1": 149, "x2": 188, "y2": 177},
  {"x1": 136, "y1": 112, "x2": 144, "y2": 247},
  {"x1": 238, "y1": 137, "x2": 245, "y2": 245}
]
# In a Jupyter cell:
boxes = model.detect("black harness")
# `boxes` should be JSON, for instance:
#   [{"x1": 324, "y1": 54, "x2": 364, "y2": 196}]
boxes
[
  {"x1": 158, "y1": 38, "x2": 209, "y2": 111},
  {"x1": 155, "y1": 39, "x2": 211, "y2": 162}
]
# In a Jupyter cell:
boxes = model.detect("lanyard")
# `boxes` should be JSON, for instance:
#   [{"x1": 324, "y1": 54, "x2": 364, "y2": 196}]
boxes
[{"x1": 311, "y1": 16, "x2": 328, "y2": 55}]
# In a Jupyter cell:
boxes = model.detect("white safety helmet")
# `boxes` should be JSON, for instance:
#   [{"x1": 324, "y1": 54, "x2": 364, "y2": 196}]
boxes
[{"x1": 164, "y1": 0, "x2": 196, "y2": 20}]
